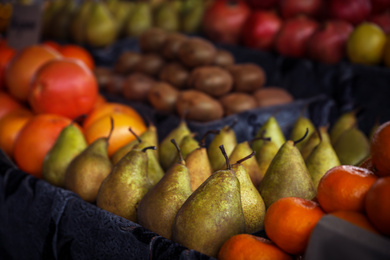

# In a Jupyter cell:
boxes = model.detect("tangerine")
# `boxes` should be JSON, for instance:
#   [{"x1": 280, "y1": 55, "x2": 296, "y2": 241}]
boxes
[
  {"x1": 0, "y1": 91, "x2": 26, "y2": 120},
  {"x1": 59, "y1": 44, "x2": 95, "y2": 70},
  {"x1": 330, "y1": 210, "x2": 379, "y2": 234},
  {"x1": 264, "y1": 197, "x2": 325, "y2": 255},
  {"x1": 317, "y1": 165, "x2": 378, "y2": 213},
  {"x1": 370, "y1": 121, "x2": 390, "y2": 176}
]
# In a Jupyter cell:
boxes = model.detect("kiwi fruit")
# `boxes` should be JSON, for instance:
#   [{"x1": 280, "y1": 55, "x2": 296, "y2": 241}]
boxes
[
  {"x1": 147, "y1": 82, "x2": 180, "y2": 113},
  {"x1": 138, "y1": 27, "x2": 168, "y2": 53},
  {"x1": 159, "y1": 62, "x2": 190, "y2": 89},
  {"x1": 114, "y1": 51, "x2": 142, "y2": 75},
  {"x1": 93, "y1": 67, "x2": 114, "y2": 89},
  {"x1": 134, "y1": 53, "x2": 165, "y2": 77},
  {"x1": 213, "y1": 49, "x2": 235, "y2": 67},
  {"x1": 254, "y1": 87, "x2": 294, "y2": 108},
  {"x1": 161, "y1": 32, "x2": 188, "y2": 60},
  {"x1": 219, "y1": 93, "x2": 258, "y2": 116},
  {"x1": 227, "y1": 63, "x2": 266, "y2": 93},
  {"x1": 177, "y1": 37, "x2": 217, "y2": 68},
  {"x1": 187, "y1": 66, "x2": 233, "y2": 97},
  {"x1": 122, "y1": 73, "x2": 156, "y2": 102},
  {"x1": 176, "y1": 90, "x2": 224, "y2": 122},
  {"x1": 105, "y1": 74, "x2": 125, "y2": 95}
]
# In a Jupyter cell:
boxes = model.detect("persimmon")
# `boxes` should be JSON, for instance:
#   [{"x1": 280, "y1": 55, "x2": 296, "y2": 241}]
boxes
[{"x1": 0, "y1": 91, "x2": 26, "y2": 120}]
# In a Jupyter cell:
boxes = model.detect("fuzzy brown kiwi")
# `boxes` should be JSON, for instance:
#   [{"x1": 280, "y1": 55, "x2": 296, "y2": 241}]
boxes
[
  {"x1": 175, "y1": 90, "x2": 224, "y2": 122},
  {"x1": 105, "y1": 74, "x2": 125, "y2": 95},
  {"x1": 138, "y1": 27, "x2": 168, "y2": 53},
  {"x1": 158, "y1": 62, "x2": 190, "y2": 89},
  {"x1": 161, "y1": 32, "x2": 188, "y2": 60},
  {"x1": 177, "y1": 37, "x2": 217, "y2": 68},
  {"x1": 93, "y1": 67, "x2": 114, "y2": 89},
  {"x1": 254, "y1": 87, "x2": 294, "y2": 108},
  {"x1": 134, "y1": 53, "x2": 165, "y2": 77},
  {"x1": 187, "y1": 66, "x2": 233, "y2": 97},
  {"x1": 213, "y1": 49, "x2": 235, "y2": 67},
  {"x1": 147, "y1": 82, "x2": 180, "y2": 113},
  {"x1": 227, "y1": 63, "x2": 266, "y2": 93},
  {"x1": 219, "y1": 92, "x2": 258, "y2": 116},
  {"x1": 122, "y1": 73, "x2": 156, "y2": 102},
  {"x1": 114, "y1": 51, "x2": 142, "y2": 75}
]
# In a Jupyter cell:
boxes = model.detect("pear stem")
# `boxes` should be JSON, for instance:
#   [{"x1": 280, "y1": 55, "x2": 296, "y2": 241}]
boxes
[
  {"x1": 293, "y1": 127, "x2": 309, "y2": 145},
  {"x1": 227, "y1": 118, "x2": 238, "y2": 130},
  {"x1": 200, "y1": 130, "x2": 220, "y2": 148},
  {"x1": 142, "y1": 146, "x2": 157, "y2": 153},
  {"x1": 219, "y1": 145, "x2": 231, "y2": 170},
  {"x1": 235, "y1": 151, "x2": 256, "y2": 165},
  {"x1": 171, "y1": 139, "x2": 185, "y2": 165},
  {"x1": 249, "y1": 135, "x2": 271, "y2": 146},
  {"x1": 107, "y1": 116, "x2": 114, "y2": 141},
  {"x1": 129, "y1": 127, "x2": 142, "y2": 144}
]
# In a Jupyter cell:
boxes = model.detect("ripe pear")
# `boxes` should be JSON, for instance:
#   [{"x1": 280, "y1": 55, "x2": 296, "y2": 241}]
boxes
[
  {"x1": 255, "y1": 138, "x2": 279, "y2": 178},
  {"x1": 180, "y1": 0, "x2": 204, "y2": 33},
  {"x1": 42, "y1": 120, "x2": 87, "y2": 188},
  {"x1": 232, "y1": 153, "x2": 266, "y2": 233},
  {"x1": 96, "y1": 146, "x2": 155, "y2": 222},
  {"x1": 70, "y1": 0, "x2": 93, "y2": 44},
  {"x1": 251, "y1": 116, "x2": 285, "y2": 154},
  {"x1": 124, "y1": 1, "x2": 153, "y2": 37},
  {"x1": 159, "y1": 120, "x2": 191, "y2": 171},
  {"x1": 153, "y1": 1, "x2": 179, "y2": 32},
  {"x1": 207, "y1": 122, "x2": 237, "y2": 171},
  {"x1": 41, "y1": 0, "x2": 67, "y2": 38},
  {"x1": 300, "y1": 125, "x2": 331, "y2": 160},
  {"x1": 171, "y1": 145, "x2": 246, "y2": 258},
  {"x1": 258, "y1": 133, "x2": 316, "y2": 208},
  {"x1": 137, "y1": 139, "x2": 192, "y2": 239},
  {"x1": 65, "y1": 119, "x2": 114, "y2": 203},
  {"x1": 330, "y1": 110, "x2": 358, "y2": 145},
  {"x1": 289, "y1": 115, "x2": 316, "y2": 151},
  {"x1": 49, "y1": 0, "x2": 79, "y2": 41}
]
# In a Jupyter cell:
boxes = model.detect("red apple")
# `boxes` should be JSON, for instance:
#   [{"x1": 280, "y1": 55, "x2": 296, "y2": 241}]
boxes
[
  {"x1": 370, "y1": 0, "x2": 390, "y2": 14},
  {"x1": 246, "y1": 0, "x2": 280, "y2": 9},
  {"x1": 279, "y1": 0, "x2": 324, "y2": 19},
  {"x1": 328, "y1": 0, "x2": 372, "y2": 25},
  {"x1": 307, "y1": 19, "x2": 354, "y2": 64},
  {"x1": 241, "y1": 10, "x2": 283, "y2": 51},
  {"x1": 368, "y1": 10, "x2": 390, "y2": 33},
  {"x1": 202, "y1": 0, "x2": 251, "y2": 45},
  {"x1": 275, "y1": 16, "x2": 319, "y2": 58}
]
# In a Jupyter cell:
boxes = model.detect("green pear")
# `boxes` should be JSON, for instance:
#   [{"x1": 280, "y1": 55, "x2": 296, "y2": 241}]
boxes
[
  {"x1": 42, "y1": 121, "x2": 87, "y2": 188},
  {"x1": 330, "y1": 110, "x2": 358, "y2": 145},
  {"x1": 258, "y1": 137, "x2": 316, "y2": 208},
  {"x1": 96, "y1": 146, "x2": 155, "y2": 222},
  {"x1": 333, "y1": 127, "x2": 370, "y2": 166},
  {"x1": 289, "y1": 115, "x2": 316, "y2": 151},
  {"x1": 49, "y1": 0, "x2": 79, "y2": 41},
  {"x1": 41, "y1": 0, "x2": 67, "y2": 38},
  {"x1": 172, "y1": 145, "x2": 246, "y2": 258},
  {"x1": 300, "y1": 126, "x2": 331, "y2": 160},
  {"x1": 153, "y1": 1, "x2": 179, "y2": 32},
  {"x1": 124, "y1": 1, "x2": 153, "y2": 37},
  {"x1": 159, "y1": 120, "x2": 191, "y2": 171},
  {"x1": 232, "y1": 153, "x2": 266, "y2": 233},
  {"x1": 255, "y1": 138, "x2": 279, "y2": 178},
  {"x1": 251, "y1": 116, "x2": 286, "y2": 154},
  {"x1": 137, "y1": 139, "x2": 192, "y2": 239},
  {"x1": 70, "y1": 0, "x2": 93, "y2": 44},
  {"x1": 84, "y1": 1, "x2": 118, "y2": 47},
  {"x1": 107, "y1": 0, "x2": 135, "y2": 36},
  {"x1": 207, "y1": 122, "x2": 237, "y2": 171},
  {"x1": 180, "y1": 0, "x2": 204, "y2": 33},
  {"x1": 178, "y1": 133, "x2": 199, "y2": 160}
]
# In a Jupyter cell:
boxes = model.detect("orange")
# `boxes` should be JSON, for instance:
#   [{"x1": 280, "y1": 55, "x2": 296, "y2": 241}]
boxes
[
  {"x1": 92, "y1": 94, "x2": 107, "y2": 110},
  {"x1": 83, "y1": 102, "x2": 144, "y2": 131},
  {"x1": 370, "y1": 121, "x2": 390, "y2": 176},
  {"x1": 0, "y1": 91, "x2": 26, "y2": 120},
  {"x1": 317, "y1": 165, "x2": 378, "y2": 213},
  {"x1": 0, "y1": 45, "x2": 16, "y2": 89},
  {"x1": 218, "y1": 234, "x2": 293, "y2": 260},
  {"x1": 84, "y1": 112, "x2": 147, "y2": 157},
  {"x1": 330, "y1": 210, "x2": 379, "y2": 234},
  {"x1": 28, "y1": 58, "x2": 98, "y2": 120},
  {"x1": 0, "y1": 108, "x2": 34, "y2": 158},
  {"x1": 365, "y1": 176, "x2": 390, "y2": 235},
  {"x1": 13, "y1": 113, "x2": 72, "y2": 178},
  {"x1": 5, "y1": 44, "x2": 61, "y2": 102},
  {"x1": 264, "y1": 197, "x2": 325, "y2": 255},
  {"x1": 59, "y1": 44, "x2": 95, "y2": 70}
]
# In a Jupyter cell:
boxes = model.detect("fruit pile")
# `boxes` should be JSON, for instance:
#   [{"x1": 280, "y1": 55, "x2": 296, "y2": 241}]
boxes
[
  {"x1": 203, "y1": 0, "x2": 390, "y2": 66},
  {"x1": 95, "y1": 28, "x2": 294, "y2": 122}
]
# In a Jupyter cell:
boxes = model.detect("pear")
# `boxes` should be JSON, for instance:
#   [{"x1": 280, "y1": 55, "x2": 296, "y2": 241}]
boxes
[
  {"x1": 333, "y1": 126, "x2": 370, "y2": 166},
  {"x1": 229, "y1": 138, "x2": 263, "y2": 188},
  {"x1": 178, "y1": 133, "x2": 199, "y2": 159},
  {"x1": 124, "y1": 1, "x2": 153, "y2": 37},
  {"x1": 96, "y1": 145, "x2": 155, "y2": 222},
  {"x1": 65, "y1": 118, "x2": 114, "y2": 203},
  {"x1": 42, "y1": 120, "x2": 87, "y2": 188},
  {"x1": 41, "y1": 0, "x2": 67, "y2": 38},
  {"x1": 330, "y1": 110, "x2": 358, "y2": 145},
  {"x1": 107, "y1": 0, "x2": 135, "y2": 36},
  {"x1": 49, "y1": 0, "x2": 79, "y2": 41},
  {"x1": 159, "y1": 120, "x2": 191, "y2": 171},
  {"x1": 255, "y1": 137, "x2": 279, "y2": 178},
  {"x1": 300, "y1": 125, "x2": 331, "y2": 160},
  {"x1": 232, "y1": 152, "x2": 266, "y2": 233},
  {"x1": 172, "y1": 145, "x2": 246, "y2": 258},
  {"x1": 180, "y1": 0, "x2": 204, "y2": 34},
  {"x1": 258, "y1": 130, "x2": 316, "y2": 208},
  {"x1": 70, "y1": 0, "x2": 93, "y2": 44},
  {"x1": 84, "y1": 1, "x2": 118, "y2": 47},
  {"x1": 289, "y1": 115, "x2": 316, "y2": 151},
  {"x1": 207, "y1": 121, "x2": 237, "y2": 171},
  {"x1": 251, "y1": 116, "x2": 285, "y2": 154},
  {"x1": 305, "y1": 132, "x2": 341, "y2": 190},
  {"x1": 153, "y1": 1, "x2": 179, "y2": 32},
  {"x1": 137, "y1": 139, "x2": 192, "y2": 239}
]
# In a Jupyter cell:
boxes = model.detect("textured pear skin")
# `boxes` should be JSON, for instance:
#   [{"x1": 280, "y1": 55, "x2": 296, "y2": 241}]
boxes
[
  {"x1": 300, "y1": 126, "x2": 331, "y2": 160},
  {"x1": 207, "y1": 126, "x2": 237, "y2": 171},
  {"x1": 289, "y1": 116, "x2": 316, "y2": 151},
  {"x1": 172, "y1": 169, "x2": 246, "y2": 258},
  {"x1": 229, "y1": 142, "x2": 263, "y2": 187},
  {"x1": 186, "y1": 147, "x2": 213, "y2": 191},
  {"x1": 330, "y1": 110, "x2": 357, "y2": 145},
  {"x1": 42, "y1": 123, "x2": 87, "y2": 188},
  {"x1": 258, "y1": 140, "x2": 316, "y2": 208},
  {"x1": 96, "y1": 148, "x2": 152, "y2": 223},
  {"x1": 232, "y1": 163, "x2": 266, "y2": 233},
  {"x1": 252, "y1": 116, "x2": 285, "y2": 154},
  {"x1": 65, "y1": 138, "x2": 112, "y2": 203},
  {"x1": 255, "y1": 140, "x2": 279, "y2": 176},
  {"x1": 137, "y1": 161, "x2": 192, "y2": 239}
]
